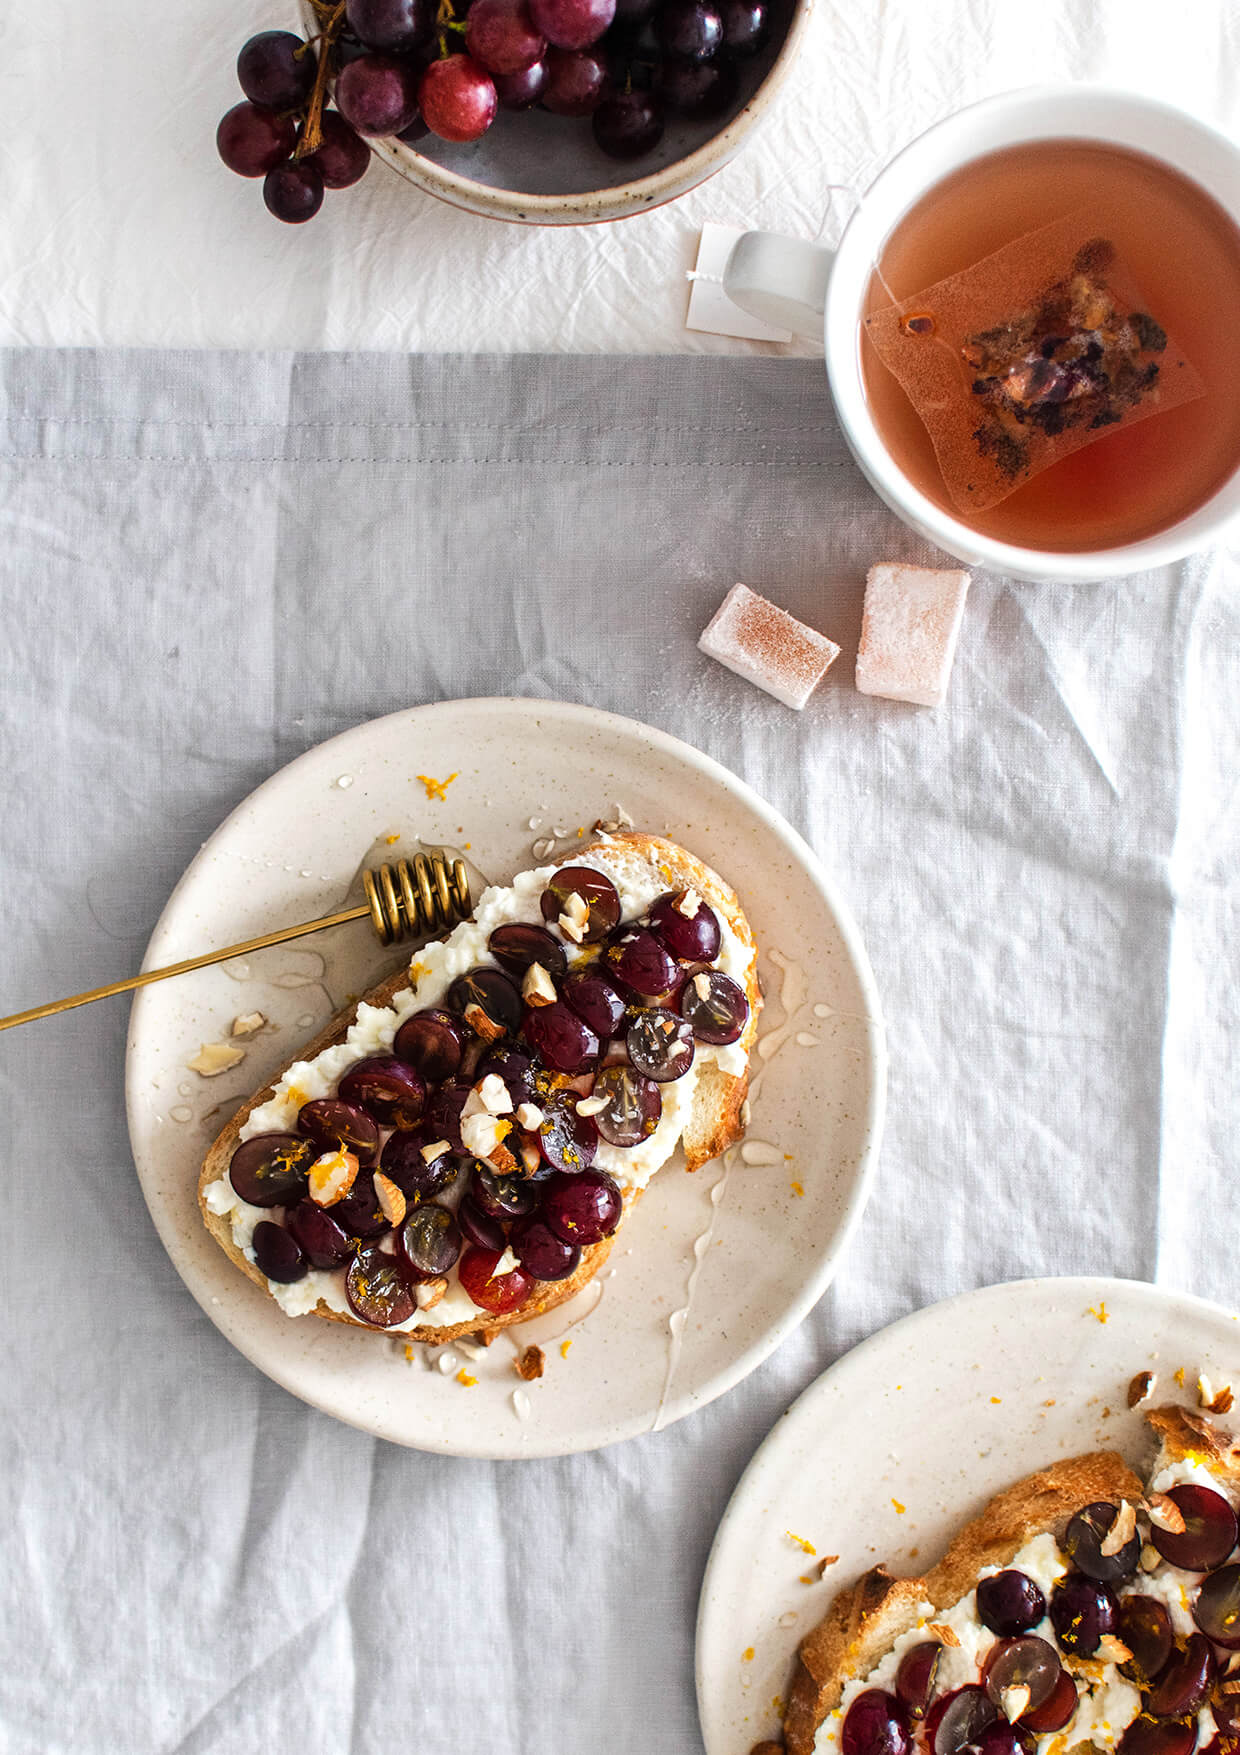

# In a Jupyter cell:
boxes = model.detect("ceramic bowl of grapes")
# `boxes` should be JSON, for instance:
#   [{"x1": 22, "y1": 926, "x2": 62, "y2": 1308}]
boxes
[{"x1": 216, "y1": 0, "x2": 812, "y2": 226}]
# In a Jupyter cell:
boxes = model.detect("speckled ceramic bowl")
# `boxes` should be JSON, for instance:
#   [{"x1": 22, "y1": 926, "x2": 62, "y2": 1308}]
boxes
[{"x1": 298, "y1": 0, "x2": 811, "y2": 224}]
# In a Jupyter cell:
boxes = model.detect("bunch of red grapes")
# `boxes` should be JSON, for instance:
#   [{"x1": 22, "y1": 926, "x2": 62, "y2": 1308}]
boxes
[{"x1": 216, "y1": 0, "x2": 769, "y2": 223}]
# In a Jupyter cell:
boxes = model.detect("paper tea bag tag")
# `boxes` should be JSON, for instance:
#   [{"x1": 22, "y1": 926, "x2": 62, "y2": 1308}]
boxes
[{"x1": 864, "y1": 210, "x2": 1205, "y2": 515}]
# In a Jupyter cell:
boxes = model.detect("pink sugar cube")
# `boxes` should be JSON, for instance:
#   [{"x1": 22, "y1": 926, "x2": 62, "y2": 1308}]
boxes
[
  {"x1": 698, "y1": 583, "x2": 840, "y2": 711},
  {"x1": 854, "y1": 563, "x2": 971, "y2": 708}
]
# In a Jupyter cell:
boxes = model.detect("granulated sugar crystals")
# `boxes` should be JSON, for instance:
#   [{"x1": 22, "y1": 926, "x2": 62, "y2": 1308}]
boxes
[
  {"x1": 698, "y1": 582, "x2": 840, "y2": 711},
  {"x1": 854, "y1": 564, "x2": 971, "y2": 708}
]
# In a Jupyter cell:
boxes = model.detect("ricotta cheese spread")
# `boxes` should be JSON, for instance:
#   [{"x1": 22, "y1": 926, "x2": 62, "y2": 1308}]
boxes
[{"x1": 205, "y1": 840, "x2": 757, "y2": 1331}]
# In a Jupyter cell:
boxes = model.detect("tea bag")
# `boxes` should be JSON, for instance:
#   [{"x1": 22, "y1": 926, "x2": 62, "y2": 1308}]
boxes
[{"x1": 864, "y1": 211, "x2": 1205, "y2": 514}]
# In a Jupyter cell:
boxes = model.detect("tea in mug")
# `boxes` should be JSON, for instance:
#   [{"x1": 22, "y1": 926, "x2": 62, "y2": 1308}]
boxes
[{"x1": 860, "y1": 140, "x2": 1240, "y2": 551}]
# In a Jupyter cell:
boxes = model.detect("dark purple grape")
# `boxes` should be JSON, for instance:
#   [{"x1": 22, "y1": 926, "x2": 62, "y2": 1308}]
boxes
[
  {"x1": 467, "y1": 0, "x2": 547, "y2": 71},
  {"x1": 346, "y1": 0, "x2": 435, "y2": 52},
  {"x1": 626, "y1": 1007, "x2": 695, "y2": 1082},
  {"x1": 680, "y1": 968, "x2": 748, "y2": 1043},
  {"x1": 237, "y1": 31, "x2": 318, "y2": 108},
  {"x1": 542, "y1": 1168, "x2": 622, "y2": 1245},
  {"x1": 894, "y1": 1644, "x2": 942, "y2": 1720},
  {"x1": 458, "y1": 1195, "x2": 506, "y2": 1252},
  {"x1": 649, "y1": 889, "x2": 722, "y2": 960},
  {"x1": 611, "y1": 0, "x2": 657, "y2": 24},
  {"x1": 494, "y1": 59, "x2": 550, "y2": 105},
  {"x1": 346, "y1": 1238, "x2": 415, "y2": 1325},
  {"x1": 306, "y1": 113, "x2": 372, "y2": 189},
  {"x1": 971, "y1": 1729, "x2": 1033, "y2": 1755},
  {"x1": 523, "y1": 1001, "x2": 600, "y2": 1072},
  {"x1": 510, "y1": 1213, "x2": 582, "y2": 1281},
  {"x1": 604, "y1": 925, "x2": 679, "y2": 998},
  {"x1": 217, "y1": 102, "x2": 298, "y2": 177},
  {"x1": 654, "y1": 0, "x2": 723, "y2": 60},
  {"x1": 286, "y1": 1200, "x2": 355, "y2": 1269},
  {"x1": 1049, "y1": 1575, "x2": 1118, "y2": 1657},
  {"x1": 297, "y1": 1098, "x2": 381, "y2": 1165},
  {"x1": 982, "y1": 1638, "x2": 1061, "y2": 1715},
  {"x1": 337, "y1": 30, "x2": 370, "y2": 63},
  {"x1": 419, "y1": 54, "x2": 499, "y2": 141},
  {"x1": 1145, "y1": 1634, "x2": 1216, "y2": 1719},
  {"x1": 380, "y1": 1132, "x2": 459, "y2": 1201},
  {"x1": 1118, "y1": 1723, "x2": 1198, "y2": 1755},
  {"x1": 719, "y1": 0, "x2": 767, "y2": 52},
  {"x1": 488, "y1": 922, "x2": 567, "y2": 979},
  {"x1": 263, "y1": 161, "x2": 324, "y2": 224},
  {"x1": 1118, "y1": 1594, "x2": 1175, "y2": 1680},
  {"x1": 1018, "y1": 1668, "x2": 1077, "y2": 1733},
  {"x1": 336, "y1": 53, "x2": 422, "y2": 135},
  {"x1": 976, "y1": 1570, "x2": 1046, "y2": 1637},
  {"x1": 1194, "y1": 1563, "x2": 1240, "y2": 1648},
  {"x1": 251, "y1": 1219, "x2": 307, "y2": 1282},
  {"x1": 540, "y1": 866, "x2": 621, "y2": 939},
  {"x1": 592, "y1": 90, "x2": 663, "y2": 158},
  {"x1": 1151, "y1": 1485, "x2": 1239, "y2": 1572},
  {"x1": 1214, "y1": 1692, "x2": 1240, "y2": 1743},
  {"x1": 930, "y1": 1687, "x2": 997, "y2": 1755},
  {"x1": 590, "y1": 1063, "x2": 660, "y2": 1147},
  {"x1": 393, "y1": 1007, "x2": 466, "y2": 1081},
  {"x1": 333, "y1": 1170, "x2": 390, "y2": 1238},
  {"x1": 395, "y1": 1204, "x2": 462, "y2": 1280},
  {"x1": 655, "y1": 55, "x2": 738, "y2": 119},
  {"x1": 422, "y1": 1081, "x2": 470, "y2": 1152},
  {"x1": 470, "y1": 1161, "x2": 540, "y2": 1219},
  {"x1": 476, "y1": 1045, "x2": 537, "y2": 1107},
  {"x1": 338, "y1": 1054, "x2": 425, "y2": 1128},
  {"x1": 529, "y1": 0, "x2": 616, "y2": 48},
  {"x1": 448, "y1": 967, "x2": 523, "y2": 1038},
  {"x1": 537, "y1": 1094, "x2": 599, "y2": 1171},
  {"x1": 562, "y1": 970, "x2": 627, "y2": 1037},
  {"x1": 228, "y1": 1133, "x2": 312, "y2": 1206},
  {"x1": 1065, "y1": 1502, "x2": 1141, "y2": 1582},
  {"x1": 842, "y1": 1690, "x2": 911, "y2": 1755}
]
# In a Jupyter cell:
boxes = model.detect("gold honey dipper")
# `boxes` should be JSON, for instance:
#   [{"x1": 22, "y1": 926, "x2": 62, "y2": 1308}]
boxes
[{"x1": 0, "y1": 853, "x2": 473, "y2": 1033}]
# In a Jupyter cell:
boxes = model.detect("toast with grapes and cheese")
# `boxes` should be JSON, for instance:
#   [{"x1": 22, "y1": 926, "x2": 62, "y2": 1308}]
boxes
[
  {"x1": 770, "y1": 1400, "x2": 1240, "y2": 1755},
  {"x1": 198, "y1": 830, "x2": 761, "y2": 1345}
]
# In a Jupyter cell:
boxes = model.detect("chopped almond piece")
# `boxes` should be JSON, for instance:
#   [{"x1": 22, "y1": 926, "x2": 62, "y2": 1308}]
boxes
[
  {"x1": 414, "y1": 1277, "x2": 447, "y2": 1309},
  {"x1": 523, "y1": 962, "x2": 557, "y2": 1007},
  {"x1": 187, "y1": 1040, "x2": 246, "y2": 1077},
  {"x1": 1147, "y1": 1494, "x2": 1187, "y2": 1535},
  {"x1": 516, "y1": 1346, "x2": 545, "y2": 1382},
  {"x1": 308, "y1": 1148, "x2": 359, "y2": 1207},
  {"x1": 463, "y1": 1003, "x2": 506, "y2": 1044},
  {"x1": 1127, "y1": 1371, "x2": 1155, "y2": 1408},
  {"x1": 374, "y1": 1172, "x2": 407, "y2": 1226},
  {"x1": 1100, "y1": 1501, "x2": 1136, "y2": 1555},
  {"x1": 928, "y1": 1624, "x2": 961, "y2": 1649}
]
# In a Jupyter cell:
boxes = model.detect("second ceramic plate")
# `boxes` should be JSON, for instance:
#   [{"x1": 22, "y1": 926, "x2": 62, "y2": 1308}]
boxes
[
  {"x1": 696, "y1": 1275, "x2": 1240, "y2": 1754},
  {"x1": 125, "y1": 698, "x2": 885, "y2": 1457}
]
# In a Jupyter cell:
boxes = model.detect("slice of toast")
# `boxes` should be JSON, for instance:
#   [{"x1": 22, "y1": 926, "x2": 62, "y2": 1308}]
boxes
[
  {"x1": 198, "y1": 830, "x2": 760, "y2": 1345},
  {"x1": 778, "y1": 1402, "x2": 1240, "y2": 1755},
  {"x1": 782, "y1": 1449, "x2": 1144, "y2": 1755}
]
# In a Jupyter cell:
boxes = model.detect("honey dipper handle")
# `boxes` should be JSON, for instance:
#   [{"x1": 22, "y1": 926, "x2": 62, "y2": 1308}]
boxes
[{"x1": 0, "y1": 903, "x2": 372, "y2": 1032}]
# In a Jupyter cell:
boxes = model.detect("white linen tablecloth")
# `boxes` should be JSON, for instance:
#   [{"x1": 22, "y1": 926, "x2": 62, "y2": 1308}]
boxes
[
  {"x1": 2, "y1": 2, "x2": 1236, "y2": 355},
  {"x1": 1, "y1": 346, "x2": 1239, "y2": 1754}
]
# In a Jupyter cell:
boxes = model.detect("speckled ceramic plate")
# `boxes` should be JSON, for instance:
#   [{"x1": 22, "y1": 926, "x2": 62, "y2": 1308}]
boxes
[
  {"x1": 125, "y1": 698, "x2": 884, "y2": 1458},
  {"x1": 696, "y1": 1276, "x2": 1240, "y2": 1754}
]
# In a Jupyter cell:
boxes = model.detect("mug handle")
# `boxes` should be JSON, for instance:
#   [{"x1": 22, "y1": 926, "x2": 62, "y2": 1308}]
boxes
[{"x1": 723, "y1": 232, "x2": 834, "y2": 342}]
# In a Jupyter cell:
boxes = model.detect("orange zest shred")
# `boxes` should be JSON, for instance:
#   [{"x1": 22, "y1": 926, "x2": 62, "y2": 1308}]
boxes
[
  {"x1": 456, "y1": 1370, "x2": 477, "y2": 1387},
  {"x1": 786, "y1": 1531, "x2": 816, "y2": 1555},
  {"x1": 417, "y1": 772, "x2": 459, "y2": 801}
]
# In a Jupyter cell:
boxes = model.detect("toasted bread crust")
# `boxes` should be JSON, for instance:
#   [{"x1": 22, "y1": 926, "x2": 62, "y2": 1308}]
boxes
[
  {"x1": 1146, "y1": 1401, "x2": 1240, "y2": 1483},
  {"x1": 783, "y1": 1449, "x2": 1144, "y2": 1755},
  {"x1": 198, "y1": 831, "x2": 760, "y2": 1343}
]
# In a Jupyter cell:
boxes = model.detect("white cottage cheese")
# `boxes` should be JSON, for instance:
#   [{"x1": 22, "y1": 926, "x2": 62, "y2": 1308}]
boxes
[{"x1": 207, "y1": 841, "x2": 757, "y2": 1330}]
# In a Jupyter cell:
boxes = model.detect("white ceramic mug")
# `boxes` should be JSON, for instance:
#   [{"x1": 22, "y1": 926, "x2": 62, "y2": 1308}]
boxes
[{"x1": 723, "y1": 86, "x2": 1240, "y2": 582}]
